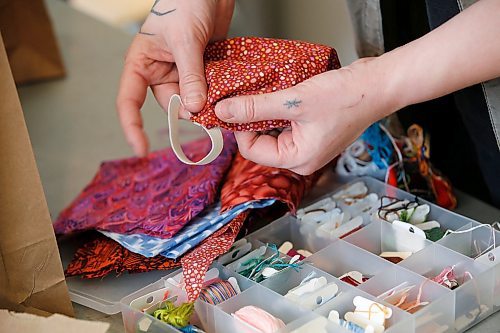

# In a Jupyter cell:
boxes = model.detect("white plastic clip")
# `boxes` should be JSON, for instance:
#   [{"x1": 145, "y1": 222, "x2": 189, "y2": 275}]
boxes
[
  {"x1": 226, "y1": 245, "x2": 267, "y2": 272},
  {"x1": 218, "y1": 239, "x2": 253, "y2": 265}
]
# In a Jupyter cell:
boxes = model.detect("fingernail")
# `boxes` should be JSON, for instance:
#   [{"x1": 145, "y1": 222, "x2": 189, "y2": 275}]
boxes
[
  {"x1": 215, "y1": 102, "x2": 233, "y2": 121},
  {"x1": 184, "y1": 93, "x2": 205, "y2": 105}
]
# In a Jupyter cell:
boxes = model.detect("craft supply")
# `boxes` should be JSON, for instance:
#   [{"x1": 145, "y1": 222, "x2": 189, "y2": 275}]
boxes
[
  {"x1": 430, "y1": 266, "x2": 473, "y2": 290},
  {"x1": 352, "y1": 296, "x2": 392, "y2": 326},
  {"x1": 380, "y1": 282, "x2": 429, "y2": 314},
  {"x1": 297, "y1": 197, "x2": 336, "y2": 223},
  {"x1": 379, "y1": 251, "x2": 412, "y2": 264},
  {"x1": 323, "y1": 215, "x2": 364, "y2": 238},
  {"x1": 179, "y1": 325, "x2": 206, "y2": 333},
  {"x1": 167, "y1": 267, "x2": 220, "y2": 290},
  {"x1": 336, "y1": 139, "x2": 388, "y2": 181},
  {"x1": 199, "y1": 278, "x2": 241, "y2": 305},
  {"x1": 361, "y1": 123, "x2": 394, "y2": 170},
  {"x1": 218, "y1": 238, "x2": 253, "y2": 265},
  {"x1": 232, "y1": 306, "x2": 286, "y2": 333},
  {"x1": 153, "y1": 301, "x2": 194, "y2": 329},
  {"x1": 226, "y1": 246, "x2": 268, "y2": 273},
  {"x1": 64, "y1": 236, "x2": 181, "y2": 279},
  {"x1": 333, "y1": 182, "x2": 369, "y2": 201},
  {"x1": 376, "y1": 197, "x2": 429, "y2": 224},
  {"x1": 234, "y1": 244, "x2": 302, "y2": 282},
  {"x1": 54, "y1": 134, "x2": 237, "y2": 238},
  {"x1": 378, "y1": 196, "x2": 446, "y2": 242},
  {"x1": 329, "y1": 310, "x2": 373, "y2": 333},
  {"x1": 278, "y1": 241, "x2": 312, "y2": 260},
  {"x1": 344, "y1": 312, "x2": 385, "y2": 333},
  {"x1": 444, "y1": 224, "x2": 497, "y2": 259},
  {"x1": 339, "y1": 271, "x2": 371, "y2": 286},
  {"x1": 101, "y1": 199, "x2": 275, "y2": 259},
  {"x1": 392, "y1": 220, "x2": 427, "y2": 239},
  {"x1": 345, "y1": 193, "x2": 380, "y2": 214},
  {"x1": 327, "y1": 296, "x2": 390, "y2": 333},
  {"x1": 285, "y1": 275, "x2": 338, "y2": 309}
]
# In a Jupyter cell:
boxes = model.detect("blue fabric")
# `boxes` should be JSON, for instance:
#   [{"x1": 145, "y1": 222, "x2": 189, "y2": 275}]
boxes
[{"x1": 100, "y1": 199, "x2": 275, "y2": 259}]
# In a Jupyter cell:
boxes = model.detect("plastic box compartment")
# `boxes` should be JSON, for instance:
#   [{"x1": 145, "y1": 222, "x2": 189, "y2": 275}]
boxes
[
  {"x1": 121, "y1": 278, "x2": 192, "y2": 333},
  {"x1": 359, "y1": 177, "x2": 475, "y2": 236},
  {"x1": 400, "y1": 243, "x2": 495, "y2": 331},
  {"x1": 306, "y1": 239, "x2": 393, "y2": 283},
  {"x1": 121, "y1": 262, "x2": 257, "y2": 333},
  {"x1": 246, "y1": 214, "x2": 337, "y2": 256},
  {"x1": 214, "y1": 284, "x2": 311, "y2": 333},
  {"x1": 313, "y1": 284, "x2": 414, "y2": 333},
  {"x1": 343, "y1": 219, "x2": 432, "y2": 261},
  {"x1": 359, "y1": 265, "x2": 455, "y2": 333},
  {"x1": 260, "y1": 264, "x2": 346, "y2": 310}
]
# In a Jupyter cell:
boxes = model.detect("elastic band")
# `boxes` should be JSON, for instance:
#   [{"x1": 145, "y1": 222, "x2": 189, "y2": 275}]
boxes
[
  {"x1": 444, "y1": 224, "x2": 496, "y2": 258},
  {"x1": 167, "y1": 94, "x2": 224, "y2": 165}
]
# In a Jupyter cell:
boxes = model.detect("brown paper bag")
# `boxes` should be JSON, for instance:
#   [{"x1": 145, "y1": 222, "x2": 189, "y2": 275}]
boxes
[
  {"x1": 0, "y1": 33, "x2": 73, "y2": 316},
  {"x1": 0, "y1": 0, "x2": 65, "y2": 84}
]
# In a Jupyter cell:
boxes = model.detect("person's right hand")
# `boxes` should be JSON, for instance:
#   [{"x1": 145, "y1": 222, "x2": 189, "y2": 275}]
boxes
[{"x1": 116, "y1": 0, "x2": 235, "y2": 157}]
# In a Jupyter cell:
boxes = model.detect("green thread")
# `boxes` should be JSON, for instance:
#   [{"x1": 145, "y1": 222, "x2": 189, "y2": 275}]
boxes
[
  {"x1": 237, "y1": 244, "x2": 302, "y2": 282},
  {"x1": 399, "y1": 210, "x2": 409, "y2": 222},
  {"x1": 153, "y1": 301, "x2": 194, "y2": 328}
]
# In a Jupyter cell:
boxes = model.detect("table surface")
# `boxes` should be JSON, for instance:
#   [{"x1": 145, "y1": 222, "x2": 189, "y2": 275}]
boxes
[{"x1": 18, "y1": 0, "x2": 500, "y2": 332}]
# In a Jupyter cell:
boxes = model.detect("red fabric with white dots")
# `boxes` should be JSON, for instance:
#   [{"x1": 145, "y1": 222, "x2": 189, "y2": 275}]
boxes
[{"x1": 190, "y1": 37, "x2": 340, "y2": 131}]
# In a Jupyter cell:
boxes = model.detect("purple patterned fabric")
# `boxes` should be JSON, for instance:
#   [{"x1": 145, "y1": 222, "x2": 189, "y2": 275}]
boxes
[{"x1": 53, "y1": 133, "x2": 237, "y2": 238}]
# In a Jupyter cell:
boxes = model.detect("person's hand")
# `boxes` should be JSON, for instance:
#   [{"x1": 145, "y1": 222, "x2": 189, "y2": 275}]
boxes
[
  {"x1": 116, "y1": 0, "x2": 235, "y2": 156},
  {"x1": 215, "y1": 58, "x2": 399, "y2": 175}
]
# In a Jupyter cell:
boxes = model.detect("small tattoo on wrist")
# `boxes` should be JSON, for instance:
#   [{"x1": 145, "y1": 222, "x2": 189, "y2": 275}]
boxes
[
  {"x1": 284, "y1": 99, "x2": 302, "y2": 109},
  {"x1": 151, "y1": 0, "x2": 177, "y2": 16}
]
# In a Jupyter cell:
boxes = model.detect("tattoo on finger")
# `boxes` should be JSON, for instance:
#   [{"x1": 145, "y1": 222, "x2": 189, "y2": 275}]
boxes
[
  {"x1": 150, "y1": 0, "x2": 177, "y2": 16},
  {"x1": 284, "y1": 99, "x2": 302, "y2": 109}
]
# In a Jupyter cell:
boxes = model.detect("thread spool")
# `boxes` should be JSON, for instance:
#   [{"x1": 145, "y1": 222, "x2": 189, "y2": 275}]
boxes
[{"x1": 199, "y1": 278, "x2": 240, "y2": 305}]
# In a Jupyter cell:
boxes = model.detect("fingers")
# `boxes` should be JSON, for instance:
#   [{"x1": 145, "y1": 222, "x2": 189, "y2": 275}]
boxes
[
  {"x1": 171, "y1": 40, "x2": 208, "y2": 113},
  {"x1": 215, "y1": 88, "x2": 303, "y2": 124},
  {"x1": 116, "y1": 65, "x2": 150, "y2": 157},
  {"x1": 234, "y1": 130, "x2": 300, "y2": 169},
  {"x1": 151, "y1": 83, "x2": 191, "y2": 120},
  {"x1": 212, "y1": 0, "x2": 235, "y2": 41}
]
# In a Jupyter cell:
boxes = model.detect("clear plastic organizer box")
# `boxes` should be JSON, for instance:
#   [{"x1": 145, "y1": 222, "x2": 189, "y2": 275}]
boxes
[{"x1": 63, "y1": 176, "x2": 500, "y2": 333}]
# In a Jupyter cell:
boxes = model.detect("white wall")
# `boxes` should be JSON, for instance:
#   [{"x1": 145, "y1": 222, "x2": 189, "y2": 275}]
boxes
[{"x1": 230, "y1": 0, "x2": 358, "y2": 65}]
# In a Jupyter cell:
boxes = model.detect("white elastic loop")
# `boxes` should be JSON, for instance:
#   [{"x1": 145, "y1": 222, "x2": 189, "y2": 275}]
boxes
[
  {"x1": 167, "y1": 94, "x2": 224, "y2": 165},
  {"x1": 444, "y1": 224, "x2": 496, "y2": 258}
]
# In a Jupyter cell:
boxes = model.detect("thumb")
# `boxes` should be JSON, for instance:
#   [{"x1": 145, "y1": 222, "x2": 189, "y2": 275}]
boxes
[
  {"x1": 215, "y1": 88, "x2": 303, "y2": 123},
  {"x1": 172, "y1": 40, "x2": 207, "y2": 113}
]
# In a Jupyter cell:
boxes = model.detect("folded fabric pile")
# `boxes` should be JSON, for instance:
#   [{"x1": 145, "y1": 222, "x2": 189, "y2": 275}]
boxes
[
  {"x1": 55, "y1": 37, "x2": 338, "y2": 303},
  {"x1": 58, "y1": 143, "x2": 319, "y2": 301},
  {"x1": 336, "y1": 120, "x2": 456, "y2": 209}
]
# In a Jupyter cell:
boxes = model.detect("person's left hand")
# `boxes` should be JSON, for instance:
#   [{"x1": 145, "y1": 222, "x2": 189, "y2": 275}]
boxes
[{"x1": 214, "y1": 58, "x2": 398, "y2": 175}]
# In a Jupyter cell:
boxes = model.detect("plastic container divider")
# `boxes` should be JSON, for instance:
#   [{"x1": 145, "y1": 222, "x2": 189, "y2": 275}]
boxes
[
  {"x1": 246, "y1": 214, "x2": 337, "y2": 255},
  {"x1": 111, "y1": 176, "x2": 500, "y2": 333},
  {"x1": 359, "y1": 265, "x2": 455, "y2": 333},
  {"x1": 343, "y1": 219, "x2": 432, "y2": 260},
  {"x1": 306, "y1": 239, "x2": 393, "y2": 282},
  {"x1": 400, "y1": 242, "x2": 495, "y2": 330},
  {"x1": 214, "y1": 284, "x2": 311, "y2": 333},
  {"x1": 313, "y1": 285, "x2": 414, "y2": 333}
]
